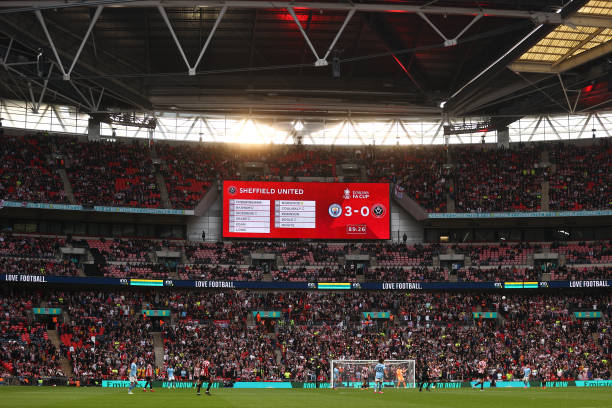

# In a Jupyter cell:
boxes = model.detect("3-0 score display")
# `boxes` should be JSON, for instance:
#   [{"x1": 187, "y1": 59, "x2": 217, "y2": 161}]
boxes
[{"x1": 222, "y1": 181, "x2": 390, "y2": 239}]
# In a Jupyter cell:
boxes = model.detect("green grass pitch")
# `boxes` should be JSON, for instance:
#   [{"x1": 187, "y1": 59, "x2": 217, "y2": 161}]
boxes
[{"x1": 1, "y1": 386, "x2": 611, "y2": 408}]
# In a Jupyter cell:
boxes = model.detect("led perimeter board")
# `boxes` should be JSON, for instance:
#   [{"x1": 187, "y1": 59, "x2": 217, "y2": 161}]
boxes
[{"x1": 222, "y1": 181, "x2": 390, "y2": 240}]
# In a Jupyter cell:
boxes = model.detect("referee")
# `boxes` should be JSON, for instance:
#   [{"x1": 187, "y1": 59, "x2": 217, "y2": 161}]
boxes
[{"x1": 418, "y1": 360, "x2": 430, "y2": 392}]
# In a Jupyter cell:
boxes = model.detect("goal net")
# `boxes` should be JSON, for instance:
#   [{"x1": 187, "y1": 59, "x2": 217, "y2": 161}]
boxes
[{"x1": 330, "y1": 360, "x2": 415, "y2": 389}]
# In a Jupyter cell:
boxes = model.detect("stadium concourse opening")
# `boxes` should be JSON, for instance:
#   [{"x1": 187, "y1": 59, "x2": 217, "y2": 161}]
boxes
[{"x1": 0, "y1": 0, "x2": 611, "y2": 405}]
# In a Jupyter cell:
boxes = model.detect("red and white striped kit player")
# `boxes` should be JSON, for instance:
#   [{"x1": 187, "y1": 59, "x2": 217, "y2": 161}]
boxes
[
  {"x1": 196, "y1": 359, "x2": 213, "y2": 396},
  {"x1": 478, "y1": 359, "x2": 487, "y2": 375},
  {"x1": 201, "y1": 360, "x2": 211, "y2": 377},
  {"x1": 144, "y1": 362, "x2": 154, "y2": 392},
  {"x1": 473, "y1": 359, "x2": 487, "y2": 391}
]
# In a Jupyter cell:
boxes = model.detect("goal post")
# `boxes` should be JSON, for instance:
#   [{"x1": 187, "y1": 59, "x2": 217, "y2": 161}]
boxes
[{"x1": 330, "y1": 360, "x2": 416, "y2": 389}]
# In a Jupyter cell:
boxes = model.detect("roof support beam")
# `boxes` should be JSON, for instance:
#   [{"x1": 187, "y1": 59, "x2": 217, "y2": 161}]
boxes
[
  {"x1": 2, "y1": 37, "x2": 13, "y2": 64},
  {"x1": 448, "y1": 23, "x2": 544, "y2": 101},
  {"x1": 158, "y1": 5, "x2": 227, "y2": 75},
  {"x1": 417, "y1": 11, "x2": 482, "y2": 47},
  {"x1": 93, "y1": 87, "x2": 105, "y2": 111},
  {"x1": 31, "y1": 63, "x2": 53, "y2": 113},
  {"x1": 557, "y1": 73, "x2": 573, "y2": 113},
  {"x1": 27, "y1": 81, "x2": 37, "y2": 112},
  {"x1": 516, "y1": 71, "x2": 569, "y2": 113},
  {"x1": 594, "y1": 113, "x2": 611, "y2": 136},
  {"x1": 70, "y1": 81, "x2": 95, "y2": 110},
  {"x1": 35, "y1": 6, "x2": 103, "y2": 80},
  {"x1": 287, "y1": 7, "x2": 355, "y2": 66},
  {"x1": 0, "y1": 1, "x2": 564, "y2": 22},
  {"x1": 0, "y1": 13, "x2": 152, "y2": 110},
  {"x1": 287, "y1": 7, "x2": 321, "y2": 64},
  {"x1": 507, "y1": 61, "x2": 557, "y2": 73},
  {"x1": 35, "y1": 10, "x2": 68, "y2": 79},
  {"x1": 193, "y1": 6, "x2": 226, "y2": 74},
  {"x1": 1, "y1": 62, "x2": 85, "y2": 108},
  {"x1": 451, "y1": 74, "x2": 550, "y2": 114},
  {"x1": 68, "y1": 5, "x2": 104, "y2": 78},
  {"x1": 566, "y1": 14, "x2": 612, "y2": 29},
  {"x1": 322, "y1": 8, "x2": 355, "y2": 63}
]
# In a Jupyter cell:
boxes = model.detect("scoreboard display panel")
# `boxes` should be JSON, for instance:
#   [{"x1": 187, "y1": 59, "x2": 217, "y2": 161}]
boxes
[{"x1": 222, "y1": 181, "x2": 390, "y2": 240}]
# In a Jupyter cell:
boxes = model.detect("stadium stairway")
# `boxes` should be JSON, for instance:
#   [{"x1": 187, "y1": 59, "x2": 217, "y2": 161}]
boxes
[
  {"x1": 590, "y1": 329, "x2": 611, "y2": 377},
  {"x1": 57, "y1": 169, "x2": 77, "y2": 205},
  {"x1": 62, "y1": 310, "x2": 71, "y2": 323},
  {"x1": 541, "y1": 180, "x2": 550, "y2": 211},
  {"x1": 446, "y1": 178, "x2": 456, "y2": 212},
  {"x1": 246, "y1": 312, "x2": 255, "y2": 328},
  {"x1": 274, "y1": 348, "x2": 282, "y2": 365},
  {"x1": 541, "y1": 150, "x2": 550, "y2": 166},
  {"x1": 193, "y1": 180, "x2": 220, "y2": 217},
  {"x1": 497, "y1": 313, "x2": 506, "y2": 327},
  {"x1": 391, "y1": 185, "x2": 428, "y2": 221},
  {"x1": 152, "y1": 332, "x2": 165, "y2": 369},
  {"x1": 47, "y1": 329, "x2": 74, "y2": 377},
  {"x1": 154, "y1": 171, "x2": 172, "y2": 209}
]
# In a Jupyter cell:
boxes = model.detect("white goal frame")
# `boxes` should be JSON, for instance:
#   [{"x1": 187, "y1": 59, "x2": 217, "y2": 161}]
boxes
[{"x1": 330, "y1": 359, "x2": 416, "y2": 389}]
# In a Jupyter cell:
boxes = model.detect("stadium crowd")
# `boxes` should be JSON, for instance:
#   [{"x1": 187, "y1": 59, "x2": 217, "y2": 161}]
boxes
[
  {"x1": 155, "y1": 143, "x2": 237, "y2": 209},
  {"x1": 0, "y1": 293, "x2": 64, "y2": 381},
  {"x1": 452, "y1": 145, "x2": 545, "y2": 213},
  {"x1": 87, "y1": 239, "x2": 151, "y2": 262},
  {"x1": 0, "y1": 234, "x2": 63, "y2": 259},
  {"x1": 548, "y1": 142, "x2": 611, "y2": 211},
  {"x1": 0, "y1": 234, "x2": 610, "y2": 282},
  {"x1": 52, "y1": 291, "x2": 156, "y2": 380},
  {"x1": 0, "y1": 134, "x2": 68, "y2": 204},
  {"x1": 0, "y1": 132, "x2": 609, "y2": 213},
  {"x1": 0, "y1": 289, "x2": 610, "y2": 384},
  {"x1": 63, "y1": 139, "x2": 161, "y2": 208},
  {"x1": 0, "y1": 258, "x2": 80, "y2": 277},
  {"x1": 366, "y1": 147, "x2": 448, "y2": 212}
]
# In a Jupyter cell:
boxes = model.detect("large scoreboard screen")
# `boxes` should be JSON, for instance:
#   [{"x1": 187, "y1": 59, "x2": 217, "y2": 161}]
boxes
[{"x1": 222, "y1": 181, "x2": 390, "y2": 240}]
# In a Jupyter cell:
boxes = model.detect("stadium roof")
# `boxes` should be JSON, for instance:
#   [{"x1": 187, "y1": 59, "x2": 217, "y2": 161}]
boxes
[
  {"x1": 509, "y1": 0, "x2": 612, "y2": 73},
  {"x1": 0, "y1": 0, "x2": 610, "y2": 127}
]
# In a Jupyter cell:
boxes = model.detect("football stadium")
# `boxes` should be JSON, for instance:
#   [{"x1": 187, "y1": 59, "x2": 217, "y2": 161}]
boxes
[{"x1": 0, "y1": 0, "x2": 611, "y2": 407}]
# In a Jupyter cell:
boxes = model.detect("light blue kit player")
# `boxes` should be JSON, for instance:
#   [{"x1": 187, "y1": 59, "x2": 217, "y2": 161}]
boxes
[
  {"x1": 167, "y1": 366, "x2": 175, "y2": 389},
  {"x1": 128, "y1": 358, "x2": 138, "y2": 394},
  {"x1": 374, "y1": 358, "x2": 385, "y2": 394},
  {"x1": 333, "y1": 366, "x2": 340, "y2": 388},
  {"x1": 522, "y1": 365, "x2": 532, "y2": 388}
]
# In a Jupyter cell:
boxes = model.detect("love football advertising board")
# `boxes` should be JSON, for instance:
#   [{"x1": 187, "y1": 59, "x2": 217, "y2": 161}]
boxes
[{"x1": 222, "y1": 181, "x2": 390, "y2": 239}]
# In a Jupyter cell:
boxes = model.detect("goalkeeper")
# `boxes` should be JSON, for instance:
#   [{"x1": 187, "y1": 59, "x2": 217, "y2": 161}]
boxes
[{"x1": 396, "y1": 367, "x2": 406, "y2": 388}]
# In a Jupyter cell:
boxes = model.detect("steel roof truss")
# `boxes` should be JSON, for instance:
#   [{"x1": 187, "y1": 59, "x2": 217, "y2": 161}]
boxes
[
  {"x1": 158, "y1": 4, "x2": 227, "y2": 75},
  {"x1": 35, "y1": 6, "x2": 103, "y2": 81},
  {"x1": 287, "y1": 7, "x2": 355, "y2": 67},
  {"x1": 417, "y1": 11, "x2": 483, "y2": 47}
]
